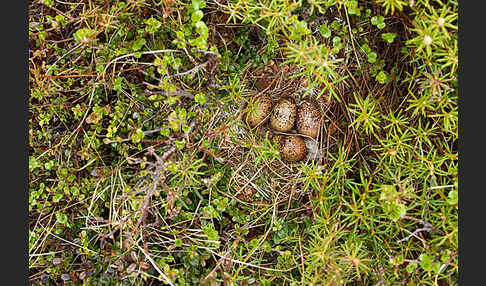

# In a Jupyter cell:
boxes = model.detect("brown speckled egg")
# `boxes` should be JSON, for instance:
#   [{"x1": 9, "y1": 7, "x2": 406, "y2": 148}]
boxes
[
  {"x1": 278, "y1": 135, "x2": 307, "y2": 162},
  {"x1": 270, "y1": 98, "x2": 297, "y2": 132},
  {"x1": 296, "y1": 100, "x2": 321, "y2": 138},
  {"x1": 245, "y1": 93, "x2": 272, "y2": 128}
]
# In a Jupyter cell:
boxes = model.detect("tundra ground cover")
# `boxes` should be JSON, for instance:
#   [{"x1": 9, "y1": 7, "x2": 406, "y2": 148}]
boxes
[{"x1": 29, "y1": 0, "x2": 457, "y2": 284}]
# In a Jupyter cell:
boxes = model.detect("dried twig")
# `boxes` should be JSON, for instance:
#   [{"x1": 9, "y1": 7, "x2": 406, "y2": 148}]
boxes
[
  {"x1": 165, "y1": 61, "x2": 208, "y2": 79},
  {"x1": 434, "y1": 251, "x2": 458, "y2": 285},
  {"x1": 396, "y1": 215, "x2": 444, "y2": 244},
  {"x1": 131, "y1": 119, "x2": 197, "y2": 232}
]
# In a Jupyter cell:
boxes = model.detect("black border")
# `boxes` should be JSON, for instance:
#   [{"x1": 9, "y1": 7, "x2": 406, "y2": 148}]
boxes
[
  {"x1": 459, "y1": 1, "x2": 481, "y2": 285},
  {"x1": 4, "y1": 0, "x2": 29, "y2": 284}
]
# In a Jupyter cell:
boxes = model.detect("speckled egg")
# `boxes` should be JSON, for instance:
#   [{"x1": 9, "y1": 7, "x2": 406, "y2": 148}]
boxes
[
  {"x1": 245, "y1": 93, "x2": 272, "y2": 128},
  {"x1": 270, "y1": 98, "x2": 297, "y2": 132},
  {"x1": 296, "y1": 100, "x2": 321, "y2": 138},
  {"x1": 278, "y1": 135, "x2": 307, "y2": 162}
]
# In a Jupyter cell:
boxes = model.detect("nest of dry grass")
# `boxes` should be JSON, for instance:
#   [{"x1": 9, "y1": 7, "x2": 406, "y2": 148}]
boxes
[{"x1": 207, "y1": 49, "x2": 355, "y2": 210}]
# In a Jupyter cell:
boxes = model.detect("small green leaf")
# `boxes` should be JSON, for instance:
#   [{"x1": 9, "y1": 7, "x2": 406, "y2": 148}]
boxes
[
  {"x1": 195, "y1": 93, "x2": 206, "y2": 105},
  {"x1": 175, "y1": 140, "x2": 185, "y2": 150},
  {"x1": 406, "y1": 262, "x2": 418, "y2": 273},
  {"x1": 44, "y1": 161, "x2": 55, "y2": 170},
  {"x1": 295, "y1": 20, "x2": 310, "y2": 36},
  {"x1": 73, "y1": 28, "x2": 95, "y2": 43},
  {"x1": 29, "y1": 157, "x2": 41, "y2": 171},
  {"x1": 131, "y1": 128, "x2": 145, "y2": 143},
  {"x1": 346, "y1": 0, "x2": 360, "y2": 15},
  {"x1": 55, "y1": 15, "x2": 67, "y2": 26},
  {"x1": 396, "y1": 254, "x2": 405, "y2": 265},
  {"x1": 447, "y1": 189, "x2": 458, "y2": 205},
  {"x1": 56, "y1": 211, "x2": 68, "y2": 225},
  {"x1": 332, "y1": 36, "x2": 342, "y2": 51},
  {"x1": 371, "y1": 16, "x2": 385, "y2": 29},
  {"x1": 319, "y1": 24, "x2": 331, "y2": 38},
  {"x1": 192, "y1": 0, "x2": 206, "y2": 10},
  {"x1": 144, "y1": 18, "x2": 162, "y2": 34},
  {"x1": 191, "y1": 10, "x2": 204, "y2": 23},
  {"x1": 367, "y1": 52, "x2": 377, "y2": 63},
  {"x1": 331, "y1": 20, "x2": 341, "y2": 31},
  {"x1": 391, "y1": 202, "x2": 406, "y2": 219},
  {"x1": 96, "y1": 64, "x2": 105, "y2": 74},
  {"x1": 371, "y1": 16, "x2": 379, "y2": 25},
  {"x1": 178, "y1": 108, "x2": 187, "y2": 119},
  {"x1": 361, "y1": 43, "x2": 371, "y2": 54},
  {"x1": 160, "y1": 129, "x2": 170, "y2": 137},
  {"x1": 113, "y1": 77, "x2": 124, "y2": 91},
  {"x1": 382, "y1": 32, "x2": 397, "y2": 43},
  {"x1": 194, "y1": 21, "x2": 208, "y2": 37},
  {"x1": 131, "y1": 38, "x2": 146, "y2": 51},
  {"x1": 376, "y1": 70, "x2": 388, "y2": 84},
  {"x1": 420, "y1": 254, "x2": 440, "y2": 272},
  {"x1": 42, "y1": 0, "x2": 54, "y2": 7},
  {"x1": 52, "y1": 193, "x2": 63, "y2": 203}
]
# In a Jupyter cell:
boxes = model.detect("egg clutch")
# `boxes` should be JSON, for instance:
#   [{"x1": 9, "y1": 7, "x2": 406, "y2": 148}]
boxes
[{"x1": 244, "y1": 93, "x2": 322, "y2": 162}]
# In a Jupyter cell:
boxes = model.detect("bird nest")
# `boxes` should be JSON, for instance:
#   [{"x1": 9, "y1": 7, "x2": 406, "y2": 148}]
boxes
[{"x1": 212, "y1": 52, "x2": 349, "y2": 206}]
